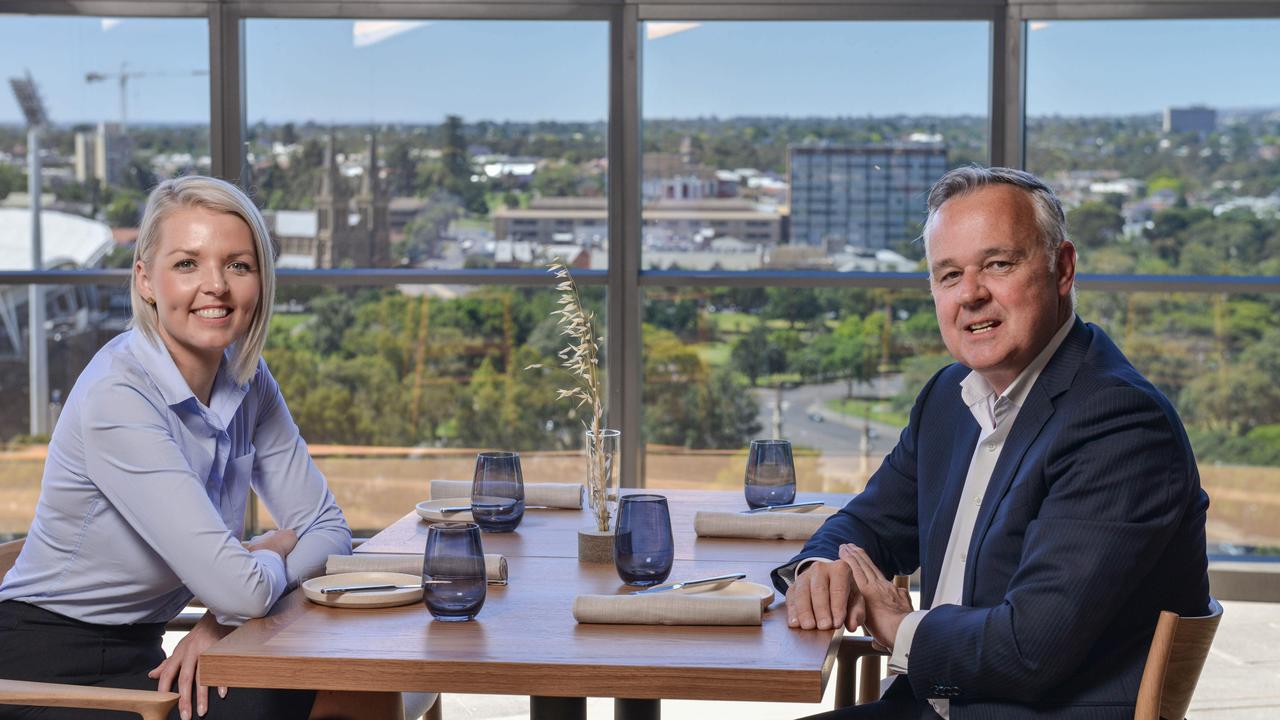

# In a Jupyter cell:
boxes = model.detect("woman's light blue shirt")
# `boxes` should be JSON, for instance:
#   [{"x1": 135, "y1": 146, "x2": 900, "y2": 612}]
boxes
[{"x1": 0, "y1": 329, "x2": 351, "y2": 626}]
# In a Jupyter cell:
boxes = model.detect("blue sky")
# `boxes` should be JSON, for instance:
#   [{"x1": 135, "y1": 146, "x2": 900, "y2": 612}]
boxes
[{"x1": 0, "y1": 16, "x2": 1277, "y2": 125}]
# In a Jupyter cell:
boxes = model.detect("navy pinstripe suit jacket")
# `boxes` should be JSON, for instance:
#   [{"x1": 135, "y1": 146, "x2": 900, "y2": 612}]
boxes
[{"x1": 777, "y1": 318, "x2": 1210, "y2": 719}]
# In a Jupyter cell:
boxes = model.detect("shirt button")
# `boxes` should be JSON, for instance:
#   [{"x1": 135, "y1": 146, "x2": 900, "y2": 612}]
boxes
[
  {"x1": 960, "y1": 551, "x2": 967, "y2": 563},
  {"x1": 985, "y1": 443, "x2": 996, "y2": 452},
  {"x1": 973, "y1": 495, "x2": 982, "y2": 506}
]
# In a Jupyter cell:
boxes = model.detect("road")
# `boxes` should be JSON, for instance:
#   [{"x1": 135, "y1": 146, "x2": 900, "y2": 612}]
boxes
[{"x1": 752, "y1": 378, "x2": 904, "y2": 457}]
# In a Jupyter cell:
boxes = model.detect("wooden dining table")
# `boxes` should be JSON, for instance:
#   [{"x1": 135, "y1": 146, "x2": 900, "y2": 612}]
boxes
[{"x1": 199, "y1": 488, "x2": 852, "y2": 719}]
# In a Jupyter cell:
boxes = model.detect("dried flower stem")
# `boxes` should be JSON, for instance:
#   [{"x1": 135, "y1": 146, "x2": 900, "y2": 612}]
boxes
[{"x1": 540, "y1": 260, "x2": 611, "y2": 531}]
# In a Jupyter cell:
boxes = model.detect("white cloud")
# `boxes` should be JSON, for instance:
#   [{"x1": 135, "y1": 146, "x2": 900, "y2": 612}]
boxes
[
  {"x1": 646, "y1": 22, "x2": 701, "y2": 41},
  {"x1": 1029, "y1": 21, "x2": 1051, "y2": 32},
  {"x1": 101, "y1": 18, "x2": 123, "y2": 31},
  {"x1": 352, "y1": 20, "x2": 430, "y2": 48}
]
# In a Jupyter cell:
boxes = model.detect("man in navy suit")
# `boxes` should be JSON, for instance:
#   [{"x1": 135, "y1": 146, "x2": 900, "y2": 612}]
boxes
[{"x1": 775, "y1": 167, "x2": 1210, "y2": 719}]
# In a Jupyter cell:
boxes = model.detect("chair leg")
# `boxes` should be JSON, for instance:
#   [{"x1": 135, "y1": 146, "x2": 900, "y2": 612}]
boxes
[
  {"x1": 424, "y1": 693, "x2": 442, "y2": 720},
  {"x1": 858, "y1": 655, "x2": 883, "y2": 705}
]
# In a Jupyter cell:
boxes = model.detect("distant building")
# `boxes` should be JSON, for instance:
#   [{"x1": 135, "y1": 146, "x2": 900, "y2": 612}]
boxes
[
  {"x1": 91, "y1": 122, "x2": 131, "y2": 186},
  {"x1": 1164, "y1": 106, "x2": 1216, "y2": 135},
  {"x1": 73, "y1": 132, "x2": 94, "y2": 183},
  {"x1": 267, "y1": 133, "x2": 391, "y2": 269},
  {"x1": 789, "y1": 142, "x2": 947, "y2": 251},
  {"x1": 493, "y1": 197, "x2": 782, "y2": 256},
  {"x1": 642, "y1": 153, "x2": 738, "y2": 202}
]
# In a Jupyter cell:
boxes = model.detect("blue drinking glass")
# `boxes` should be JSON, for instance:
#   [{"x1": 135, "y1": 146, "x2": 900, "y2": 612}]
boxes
[
  {"x1": 471, "y1": 451, "x2": 525, "y2": 532},
  {"x1": 613, "y1": 494, "x2": 674, "y2": 587},
  {"x1": 744, "y1": 439, "x2": 797, "y2": 509},
  {"x1": 422, "y1": 522, "x2": 486, "y2": 621}
]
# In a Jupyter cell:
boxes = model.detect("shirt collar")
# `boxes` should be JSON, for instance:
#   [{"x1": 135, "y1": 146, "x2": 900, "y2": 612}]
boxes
[
  {"x1": 959, "y1": 314, "x2": 1075, "y2": 424},
  {"x1": 127, "y1": 329, "x2": 248, "y2": 423},
  {"x1": 128, "y1": 328, "x2": 198, "y2": 408}
]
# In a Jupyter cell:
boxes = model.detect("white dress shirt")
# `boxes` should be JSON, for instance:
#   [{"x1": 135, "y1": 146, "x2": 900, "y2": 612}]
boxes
[
  {"x1": 887, "y1": 315, "x2": 1073, "y2": 718},
  {"x1": 0, "y1": 329, "x2": 351, "y2": 626}
]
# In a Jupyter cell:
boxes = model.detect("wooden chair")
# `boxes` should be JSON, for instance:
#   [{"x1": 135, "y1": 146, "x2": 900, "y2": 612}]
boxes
[
  {"x1": 0, "y1": 538, "x2": 442, "y2": 720},
  {"x1": 833, "y1": 575, "x2": 909, "y2": 707},
  {"x1": 0, "y1": 538, "x2": 179, "y2": 719},
  {"x1": 832, "y1": 580, "x2": 1224, "y2": 720},
  {"x1": 1135, "y1": 598, "x2": 1223, "y2": 720}
]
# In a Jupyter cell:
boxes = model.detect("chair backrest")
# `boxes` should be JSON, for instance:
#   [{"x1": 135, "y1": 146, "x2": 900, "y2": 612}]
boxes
[
  {"x1": 1134, "y1": 597, "x2": 1223, "y2": 720},
  {"x1": 0, "y1": 538, "x2": 22, "y2": 579}
]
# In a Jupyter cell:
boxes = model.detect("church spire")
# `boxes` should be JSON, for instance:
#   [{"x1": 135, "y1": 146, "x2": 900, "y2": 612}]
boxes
[
  {"x1": 320, "y1": 131, "x2": 345, "y2": 200},
  {"x1": 360, "y1": 131, "x2": 378, "y2": 198}
]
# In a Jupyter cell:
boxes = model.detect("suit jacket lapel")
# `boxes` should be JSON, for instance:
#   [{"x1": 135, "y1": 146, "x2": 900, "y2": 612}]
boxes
[{"x1": 960, "y1": 319, "x2": 1091, "y2": 602}]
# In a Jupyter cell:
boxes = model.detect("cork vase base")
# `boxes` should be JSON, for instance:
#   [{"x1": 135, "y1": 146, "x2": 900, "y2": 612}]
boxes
[{"x1": 577, "y1": 528, "x2": 615, "y2": 563}]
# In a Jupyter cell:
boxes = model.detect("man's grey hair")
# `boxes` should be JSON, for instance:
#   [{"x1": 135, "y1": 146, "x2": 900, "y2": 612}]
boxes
[
  {"x1": 922, "y1": 166, "x2": 1070, "y2": 271},
  {"x1": 130, "y1": 175, "x2": 276, "y2": 386}
]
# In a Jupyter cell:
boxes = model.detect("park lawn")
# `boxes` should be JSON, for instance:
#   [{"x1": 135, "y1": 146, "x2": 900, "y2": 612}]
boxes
[
  {"x1": 705, "y1": 311, "x2": 759, "y2": 335},
  {"x1": 270, "y1": 314, "x2": 311, "y2": 332},
  {"x1": 696, "y1": 341, "x2": 732, "y2": 367},
  {"x1": 825, "y1": 398, "x2": 909, "y2": 429},
  {"x1": 705, "y1": 312, "x2": 814, "y2": 337}
]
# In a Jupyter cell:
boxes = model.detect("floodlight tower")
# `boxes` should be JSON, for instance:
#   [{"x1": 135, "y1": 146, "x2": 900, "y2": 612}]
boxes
[{"x1": 8, "y1": 70, "x2": 50, "y2": 436}]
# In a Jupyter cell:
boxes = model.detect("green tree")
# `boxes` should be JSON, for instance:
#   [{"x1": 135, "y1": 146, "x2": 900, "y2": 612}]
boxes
[
  {"x1": 531, "y1": 162, "x2": 582, "y2": 197},
  {"x1": 105, "y1": 193, "x2": 142, "y2": 227},
  {"x1": 644, "y1": 326, "x2": 759, "y2": 448},
  {"x1": 0, "y1": 165, "x2": 24, "y2": 200},
  {"x1": 731, "y1": 326, "x2": 769, "y2": 387},
  {"x1": 830, "y1": 314, "x2": 878, "y2": 398},
  {"x1": 1067, "y1": 200, "x2": 1124, "y2": 250},
  {"x1": 763, "y1": 287, "x2": 823, "y2": 328}
]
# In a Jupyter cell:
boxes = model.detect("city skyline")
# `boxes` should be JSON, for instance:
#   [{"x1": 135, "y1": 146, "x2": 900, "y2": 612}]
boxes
[{"x1": 1, "y1": 16, "x2": 1278, "y2": 125}]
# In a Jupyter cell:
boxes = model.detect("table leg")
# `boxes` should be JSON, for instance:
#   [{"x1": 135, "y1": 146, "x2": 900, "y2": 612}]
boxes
[
  {"x1": 531, "y1": 696, "x2": 586, "y2": 720},
  {"x1": 615, "y1": 698, "x2": 660, "y2": 720}
]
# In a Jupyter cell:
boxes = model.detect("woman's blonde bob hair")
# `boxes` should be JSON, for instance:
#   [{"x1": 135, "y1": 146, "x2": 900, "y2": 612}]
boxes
[{"x1": 129, "y1": 175, "x2": 276, "y2": 386}]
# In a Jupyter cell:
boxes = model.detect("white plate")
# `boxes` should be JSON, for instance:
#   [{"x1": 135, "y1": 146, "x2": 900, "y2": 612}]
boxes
[
  {"x1": 680, "y1": 580, "x2": 775, "y2": 611},
  {"x1": 302, "y1": 572, "x2": 423, "y2": 609},
  {"x1": 415, "y1": 498, "x2": 473, "y2": 522}
]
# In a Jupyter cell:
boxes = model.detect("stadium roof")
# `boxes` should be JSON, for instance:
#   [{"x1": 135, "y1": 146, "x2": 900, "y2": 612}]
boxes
[{"x1": 0, "y1": 208, "x2": 114, "y2": 270}]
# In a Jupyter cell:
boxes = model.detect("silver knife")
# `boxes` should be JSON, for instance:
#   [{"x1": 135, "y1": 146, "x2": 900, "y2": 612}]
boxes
[
  {"x1": 631, "y1": 573, "x2": 747, "y2": 595},
  {"x1": 320, "y1": 581, "x2": 450, "y2": 594},
  {"x1": 741, "y1": 501, "x2": 824, "y2": 514}
]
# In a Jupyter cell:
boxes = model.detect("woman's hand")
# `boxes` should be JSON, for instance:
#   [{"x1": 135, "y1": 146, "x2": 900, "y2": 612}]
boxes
[
  {"x1": 838, "y1": 544, "x2": 914, "y2": 651},
  {"x1": 148, "y1": 611, "x2": 233, "y2": 719},
  {"x1": 244, "y1": 528, "x2": 297, "y2": 557}
]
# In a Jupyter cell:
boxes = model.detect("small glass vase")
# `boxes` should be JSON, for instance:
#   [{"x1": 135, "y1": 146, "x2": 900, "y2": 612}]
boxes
[
  {"x1": 578, "y1": 428, "x2": 620, "y2": 563},
  {"x1": 585, "y1": 428, "x2": 621, "y2": 531}
]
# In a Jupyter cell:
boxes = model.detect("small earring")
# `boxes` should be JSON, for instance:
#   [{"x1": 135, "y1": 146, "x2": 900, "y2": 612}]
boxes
[{"x1": 146, "y1": 297, "x2": 156, "y2": 306}]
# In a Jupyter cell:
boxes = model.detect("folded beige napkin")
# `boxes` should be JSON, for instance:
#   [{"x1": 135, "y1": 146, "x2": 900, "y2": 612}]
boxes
[
  {"x1": 430, "y1": 479, "x2": 584, "y2": 509},
  {"x1": 572, "y1": 593, "x2": 762, "y2": 626},
  {"x1": 325, "y1": 553, "x2": 509, "y2": 584},
  {"x1": 693, "y1": 507, "x2": 838, "y2": 541}
]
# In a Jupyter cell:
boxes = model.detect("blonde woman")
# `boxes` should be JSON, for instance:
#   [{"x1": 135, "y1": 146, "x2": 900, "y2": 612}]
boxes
[{"x1": 0, "y1": 176, "x2": 350, "y2": 720}]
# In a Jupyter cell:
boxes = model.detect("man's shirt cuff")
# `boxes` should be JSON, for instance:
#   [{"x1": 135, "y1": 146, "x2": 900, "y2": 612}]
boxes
[
  {"x1": 888, "y1": 608, "x2": 930, "y2": 673},
  {"x1": 778, "y1": 556, "x2": 835, "y2": 587}
]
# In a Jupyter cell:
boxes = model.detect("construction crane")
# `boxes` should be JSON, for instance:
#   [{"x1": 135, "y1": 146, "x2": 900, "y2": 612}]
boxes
[{"x1": 84, "y1": 63, "x2": 208, "y2": 134}]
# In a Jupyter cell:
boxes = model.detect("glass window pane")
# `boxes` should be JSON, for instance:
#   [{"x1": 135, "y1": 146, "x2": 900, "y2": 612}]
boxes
[
  {"x1": 266, "y1": 282, "x2": 606, "y2": 533},
  {"x1": 0, "y1": 280, "x2": 607, "y2": 537},
  {"x1": 642, "y1": 285, "x2": 938, "y2": 495},
  {"x1": 1026, "y1": 19, "x2": 1280, "y2": 277},
  {"x1": 641, "y1": 285, "x2": 1280, "y2": 557},
  {"x1": 1, "y1": 16, "x2": 209, "y2": 272},
  {"x1": 641, "y1": 21, "x2": 989, "y2": 272},
  {"x1": 244, "y1": 20, "x2": 608, "y2": 270}
]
